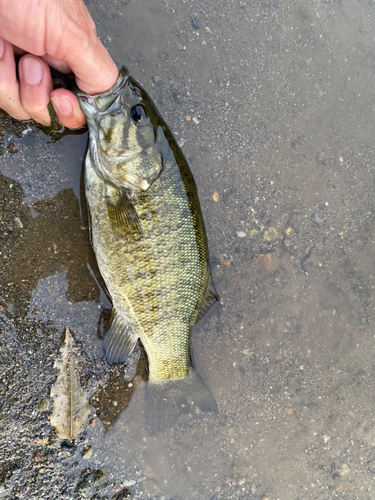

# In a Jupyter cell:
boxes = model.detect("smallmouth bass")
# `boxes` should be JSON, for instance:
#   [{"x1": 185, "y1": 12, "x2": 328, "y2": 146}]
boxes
[{"x1": 76, "y1": 67, "x2": 218, "y2": 428}]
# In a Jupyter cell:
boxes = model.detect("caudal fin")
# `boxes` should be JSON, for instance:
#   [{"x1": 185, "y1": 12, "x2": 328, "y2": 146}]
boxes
[{"x1": 145, "y1": 368, "x2": 217, "y2": 434}]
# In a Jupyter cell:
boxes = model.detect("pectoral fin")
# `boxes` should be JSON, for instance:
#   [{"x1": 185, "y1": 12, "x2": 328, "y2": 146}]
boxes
[
  {"x1": 192, "y1": 274, "x2": 219, "y2": 325},
  {"x1": 106, "y1": 190, "x2": 143, "y2": 237},
  {"x1": 103, "y1": 309, "x2": 139, "y2": 364}
]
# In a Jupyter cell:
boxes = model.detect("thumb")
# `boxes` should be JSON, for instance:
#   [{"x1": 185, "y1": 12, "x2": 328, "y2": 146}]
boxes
[{"x1": 66, "y1": 38, "x2": 119, "y2": 95}]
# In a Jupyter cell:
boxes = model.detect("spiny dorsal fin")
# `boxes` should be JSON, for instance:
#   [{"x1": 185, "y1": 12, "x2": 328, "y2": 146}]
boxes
[
  {"x1": 103, "y1": 309, "x2": 139, "y2": 364},
  {"x1": 107, "y1": 192, "x2": 143, "y2": 237}
]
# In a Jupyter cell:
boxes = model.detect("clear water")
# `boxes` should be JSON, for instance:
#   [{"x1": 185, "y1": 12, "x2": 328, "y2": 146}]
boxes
[{"x1": 1, "y1": 0, "x2": 375, "y2": 499}]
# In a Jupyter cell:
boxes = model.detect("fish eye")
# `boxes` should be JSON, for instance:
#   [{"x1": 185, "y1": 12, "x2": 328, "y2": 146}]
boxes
[{"x1": 130, "y1": 105, "x2": 145, "y2": 123}]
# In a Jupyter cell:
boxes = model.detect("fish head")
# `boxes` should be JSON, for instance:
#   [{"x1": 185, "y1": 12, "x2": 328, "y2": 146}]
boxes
[{"x1": 76, "y1": 67, "x2": 165, "y2": 192}]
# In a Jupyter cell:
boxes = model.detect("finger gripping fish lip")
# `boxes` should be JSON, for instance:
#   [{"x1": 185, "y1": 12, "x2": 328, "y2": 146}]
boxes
[{"x1": 73, "y1": 66, "x2": 130, "y2": 109}]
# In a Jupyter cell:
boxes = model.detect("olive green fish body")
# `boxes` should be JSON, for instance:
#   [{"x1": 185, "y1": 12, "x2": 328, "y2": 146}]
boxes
[
  {"x1": 77, "y1": 67, "x2": 218, "y2": 386},
  {"x1": 86, "y1": 148, "x2": 209, "y2": 381}
]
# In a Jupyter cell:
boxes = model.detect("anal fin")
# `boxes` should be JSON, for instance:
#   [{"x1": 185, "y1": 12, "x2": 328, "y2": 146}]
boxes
[{"x1": 103, "y1": 309, "x2": 139, "y2": 364}]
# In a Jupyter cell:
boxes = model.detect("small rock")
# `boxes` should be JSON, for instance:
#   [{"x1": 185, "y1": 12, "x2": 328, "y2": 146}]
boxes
[
  {"x1": 60, "y1": 440, "x2": 77, "y2": 457},
  {"x1": 82, "y1": 446, "x2": 93, "y2": 459},
  {"x1": 77, "y1": 481, "x2": 93, "y2": 498},
  {"x1": 263, "y1": 227, "x2": 278, "y2": 241},
  {"x1": 14, "y1": 217, "x2": 23, "y2": 229},
  {"x1": 335, "y1": 482, "x2": 343, "y2": 491},
  {"x1": 191, "y1": 16, "x2": 200, "y2": 29},
  {"x1": 252, "y1": 248, "x2": 280, "y2": 272},
  {"x1": 212, "y1": 191, "x2": 220, "y2": 202},
  {"x1": 38, "y1": 398, "x2": 51, "y2": 412},
  {"x1": 114, "y1": 489, "x2": 132, "y2": 500},
  {"x1": 218, "y1": 254, "x2": 231, "y2": 267},
  {"x1": 7, "y1": 142, "x2": 19, "y2": 154},
  {"x1": 123, "y1": 480, "x2": 136, "y2": 487},
  {"x1": 151, "y1": 75, "x2": 161, "y2": 85},
  {"x1": 192, "y1": 116, "x2": 200, "y2": 124},
  {"x1": 185, "y1": 115, "x2": 191, "y2": 122},
  {"x1": 236, "y1": 230, "x2": 246, "y2": 238},
  {"x1": 311, "y1": 212, "x2": 324, "y2": 224},
  {"x1": 339, "y1": 464, "x2": 351, "y2": 476}
]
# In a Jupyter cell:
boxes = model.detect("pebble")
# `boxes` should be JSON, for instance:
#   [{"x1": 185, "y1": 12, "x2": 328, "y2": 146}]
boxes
[
  {"x1": 123, "y1": 480, "x2": 136, "y2": 487},
  {"x1": 191, "y1": 17, "x2": 200, "y2": 29},
  {"x1": 185, "y1": 115, "x2": 191, "y2": 121},
  {"x1": 263, "y1": 227, "x2": 278, "y2": 241},
  {"x1": 236, "y1": 230, "x2": 246, "y2": 238},
  {"x1": 212, "y1": 191, "x2": 220, "y2": 202},
  {"x1": 14, "y1": 217, "x2": 23, "y2": 229},
  {"x1": 60, "y1": 440, "x2": 77, "y2": 457},
  {"x1": 7, "y1": 142, "x2": 19, "y2": 154},
  {"x1": 192, "y1": 116, "x2": 200, "y2": 124},
  {"x1": 252, "y1": 248, "x2": 280, "y2": 272},
  {"x1": 82, "y1": 446, "x2": 93, "y2": 459},
  {"x1": 77, "y1": 481, "x2": 93, "y2": 498},
  {"x1": 311, "y1": 212, "x2": 324, "y2": 224},
  {"x1": 114, "y1": 489, "x2": 132, "y2": 500},
  {"x1": 151, "y1": 75, "x2": 161, "y2": 85},
  {"x1": 218, "y1": 254, "x2": 231, "y2": 267},
  {"x1": 38, "y1": 398, "x2": 51, "y2": 412}
]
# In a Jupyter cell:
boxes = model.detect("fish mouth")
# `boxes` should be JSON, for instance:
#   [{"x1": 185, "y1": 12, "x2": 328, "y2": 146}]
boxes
[{"x1": 73, "y1": 66, "x2": 130, "y2": 111}]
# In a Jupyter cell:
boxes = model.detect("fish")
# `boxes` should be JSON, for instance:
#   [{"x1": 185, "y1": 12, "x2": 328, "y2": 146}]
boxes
[{"x1": 75, "y1": 67, "x2": 218, "y2": 430}]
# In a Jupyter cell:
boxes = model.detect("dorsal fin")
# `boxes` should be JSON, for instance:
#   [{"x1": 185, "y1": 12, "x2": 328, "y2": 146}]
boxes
[{"x1": 192, "y1": 274, "x2": 219, "y2": 326}]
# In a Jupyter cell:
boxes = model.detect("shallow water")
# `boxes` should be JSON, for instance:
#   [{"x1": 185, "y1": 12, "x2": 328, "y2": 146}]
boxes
[{"x1": 2, "y1": 0, "x2": 375, "y2": 499}]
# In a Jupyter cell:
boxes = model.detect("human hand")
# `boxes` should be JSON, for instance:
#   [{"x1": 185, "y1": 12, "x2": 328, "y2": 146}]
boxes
[{"x1": 0, "y1": 0, "x2": 118, "y2": 129}]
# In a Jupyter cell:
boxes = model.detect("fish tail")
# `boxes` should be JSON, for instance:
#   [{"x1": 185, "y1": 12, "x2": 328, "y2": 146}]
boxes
[{"x1": 144, "y1": 367, "x2": 217, "y2": 434}]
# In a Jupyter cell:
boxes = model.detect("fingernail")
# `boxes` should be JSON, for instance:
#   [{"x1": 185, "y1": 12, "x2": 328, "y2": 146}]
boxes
[
  {"x1": 0, "y1": 37, "x2": 5, "y2": 59},
  {"x1": 21, "y1": 57, "x2": 43, "y2": 85},
  {"x1": 51, "y1": 96, "x2": 73, "y2": 117}
]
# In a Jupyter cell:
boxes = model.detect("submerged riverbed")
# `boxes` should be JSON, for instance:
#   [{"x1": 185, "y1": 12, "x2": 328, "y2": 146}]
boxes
[{"x1": 2, "y1": 1, "x2": 375, "y2": 499}]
